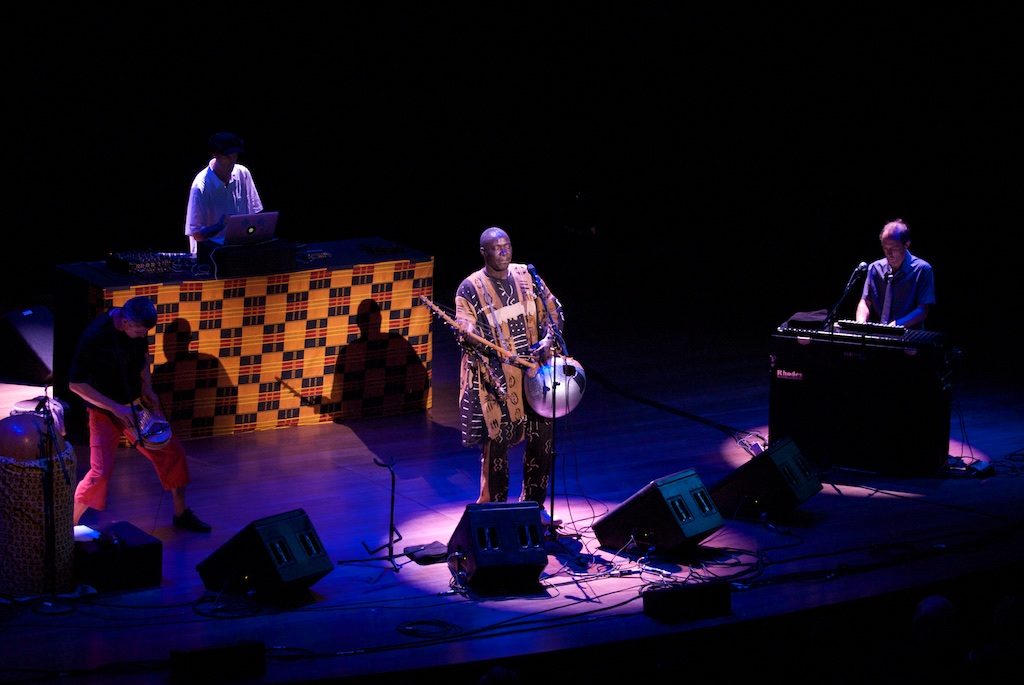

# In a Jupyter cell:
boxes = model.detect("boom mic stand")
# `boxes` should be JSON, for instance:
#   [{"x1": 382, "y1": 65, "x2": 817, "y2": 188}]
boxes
[
  {"x1": 337, "y1": 457, "x2": 404, "y2": 572},
  {"x1": 824, "y1": 262, "x2": 868, "y2": 330}
]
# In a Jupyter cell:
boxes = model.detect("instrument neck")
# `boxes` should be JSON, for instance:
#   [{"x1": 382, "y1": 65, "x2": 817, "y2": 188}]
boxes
[{"x1": 420, "y1": 296, "x2": 537, "y2": 370}]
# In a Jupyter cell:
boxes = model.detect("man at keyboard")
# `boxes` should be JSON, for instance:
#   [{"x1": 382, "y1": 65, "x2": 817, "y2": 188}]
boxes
[{"x1": 856, "y1": 218, "x2": 935, "y2": 329}]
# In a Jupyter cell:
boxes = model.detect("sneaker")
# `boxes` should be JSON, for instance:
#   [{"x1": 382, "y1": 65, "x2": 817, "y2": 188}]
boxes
[{"x1": 173, "y1": 509, "x2": 212, "y2": 533}]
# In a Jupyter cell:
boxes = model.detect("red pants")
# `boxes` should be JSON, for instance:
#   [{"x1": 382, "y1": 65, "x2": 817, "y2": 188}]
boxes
[{"x1": 73, "y1": 408, "x2": 190, "y2": 511}]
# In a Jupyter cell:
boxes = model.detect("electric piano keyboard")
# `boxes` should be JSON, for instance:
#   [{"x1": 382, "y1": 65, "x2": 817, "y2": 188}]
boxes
[{"x1": 778, "y1": 319, "x2": 945, "y2": 349}]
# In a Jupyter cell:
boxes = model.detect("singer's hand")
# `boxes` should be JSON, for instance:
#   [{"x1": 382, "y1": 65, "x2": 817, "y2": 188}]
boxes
[
  {"x1": 530, "y1": 332, "x2": 554, "y2": 364},
  {"x1": 112, "y1": 403, "x2": 134, "y2": 427}
]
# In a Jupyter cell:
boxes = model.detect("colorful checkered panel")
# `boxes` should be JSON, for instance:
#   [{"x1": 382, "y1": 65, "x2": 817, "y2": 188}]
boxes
[{"x1": 102, "y1": 258, "x2": 433, "y2": 439}]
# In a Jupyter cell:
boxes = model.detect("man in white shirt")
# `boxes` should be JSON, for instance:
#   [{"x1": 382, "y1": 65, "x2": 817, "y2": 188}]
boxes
[{"x1": 184, "y1": 131, "x2": 263, "y2": 261}]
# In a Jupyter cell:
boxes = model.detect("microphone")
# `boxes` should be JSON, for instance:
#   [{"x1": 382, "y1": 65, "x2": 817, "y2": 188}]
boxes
[
  {"x1": 526, "y1": 263, "x2": 544, "y2": 291},
  {"x1": 844, "y1": 262, "x2": 868, "y2": 288},
  {"x1": 526, "y1": 263, "x2": 569, "y2": 356},
  {"x1": 527, "y1": 263, "x2": 562, "y2": 308},
  {"x1": 827, "y1": 261, "x2": 869, "y2": 328}
]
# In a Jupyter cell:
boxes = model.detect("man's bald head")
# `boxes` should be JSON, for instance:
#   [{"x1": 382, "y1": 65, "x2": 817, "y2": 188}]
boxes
[{"x1": 480, "y1": 226, "x2": 509, "y2": 248}]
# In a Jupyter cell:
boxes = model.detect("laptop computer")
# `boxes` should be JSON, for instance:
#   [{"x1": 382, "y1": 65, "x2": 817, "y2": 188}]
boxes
[{"x1": 222, "y1": 211, "x2": 279, "y2": 246}]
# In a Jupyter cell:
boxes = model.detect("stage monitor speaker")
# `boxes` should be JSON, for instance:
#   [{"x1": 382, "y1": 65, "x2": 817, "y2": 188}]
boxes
[
  {"x1": 170, "y1": 641, "x2": 266, "y2": 684},
  {"x1": 710, "y1": 437, "x2": 822, "y2": 519},
  {"x1": 196, "y1": 509, "x2": 332, "y2": 596},
  {"x1": 447, "y1": 502, "x2": 547, "y2": 595},
  {"x1": 74, "y1": 520, "x2": 162, "y2": 591},
  {"x1": 642, "y1": 581, "x2": 733, "y2": 623},
  {"x1": 592, "y1": 468, "x2": 722, "y2": 555}
]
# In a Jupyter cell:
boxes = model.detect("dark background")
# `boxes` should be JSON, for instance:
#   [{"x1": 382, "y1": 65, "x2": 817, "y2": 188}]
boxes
[{"x1": 5, "y1": 4, "x2": 1018, "y2": 369}]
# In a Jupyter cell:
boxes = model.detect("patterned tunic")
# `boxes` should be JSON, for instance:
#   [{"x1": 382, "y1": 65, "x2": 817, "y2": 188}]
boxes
[{"x1": 455, "y1": 263, "x2": 563, "y2": 447}]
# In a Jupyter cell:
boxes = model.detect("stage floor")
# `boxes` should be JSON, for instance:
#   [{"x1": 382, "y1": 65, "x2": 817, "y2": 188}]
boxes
[{"x1": 2, "y1": 327, "x2": 1022, "y2": 684}]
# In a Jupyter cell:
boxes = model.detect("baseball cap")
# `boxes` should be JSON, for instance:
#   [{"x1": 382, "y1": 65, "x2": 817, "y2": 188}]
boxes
[{"x1": 209, "y1": 131, "x2": 245, "y2": 155}]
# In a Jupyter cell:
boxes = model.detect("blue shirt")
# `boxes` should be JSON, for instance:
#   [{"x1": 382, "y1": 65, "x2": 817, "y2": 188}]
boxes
[{"x1": 860, "y1": 250, "x2": 935, "y2": 328}]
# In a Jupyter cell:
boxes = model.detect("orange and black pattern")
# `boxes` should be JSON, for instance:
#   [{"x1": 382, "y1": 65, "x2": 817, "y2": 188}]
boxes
[{"x1": 101, "y1": 258, "x2": 433, "y2": 440}]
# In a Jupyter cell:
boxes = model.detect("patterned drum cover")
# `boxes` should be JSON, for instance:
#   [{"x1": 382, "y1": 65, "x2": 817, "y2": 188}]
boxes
[{"x1": 0, "y1": 413, "x2": 76, "y2": 595}]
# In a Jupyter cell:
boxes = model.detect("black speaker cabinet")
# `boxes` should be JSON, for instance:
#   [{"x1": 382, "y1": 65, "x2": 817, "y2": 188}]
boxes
[
  {"x1": 170, "y1": 641, "x2": 266, "y2": 685},
  {"x1": 196, "y1": 509, "x2": 332, "y2": 596},
  {"x1": 710, "y1": 437, "x2": 822, "y2": 519},
  {"x1": 447, "y1": 502, "x2": 547, "y2": 595},
  {"x1": 593, "y1": 468, "x2": 723, "y2": 555},
  {"x1": 642, "y1": 581, "x2": 733, "y2": 623},
  {"x1": 74, "y1": 521, "x2": 162, "y2": 591},
  {"x1": 769, "y1": 329, "x2": 951, "y2": 474}
]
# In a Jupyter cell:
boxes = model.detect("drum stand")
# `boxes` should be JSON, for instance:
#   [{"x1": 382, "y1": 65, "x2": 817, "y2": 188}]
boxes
[{"x1": 338, "y1": 457, "x2": 404, "y2": 572}]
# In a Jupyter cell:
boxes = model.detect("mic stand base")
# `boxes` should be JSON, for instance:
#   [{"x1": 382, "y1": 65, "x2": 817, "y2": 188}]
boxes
[{"x1": 543, "y1": 525, "x2": 581, "y2": 542}]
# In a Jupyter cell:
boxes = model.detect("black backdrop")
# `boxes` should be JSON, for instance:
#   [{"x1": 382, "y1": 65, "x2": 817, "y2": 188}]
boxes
[{"x1": 6, "y1": 5, "x2": 1018, "y2": 370}]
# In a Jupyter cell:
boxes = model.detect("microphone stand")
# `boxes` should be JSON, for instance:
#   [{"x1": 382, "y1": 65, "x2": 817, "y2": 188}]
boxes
[
  {"x1": 337, "y1": 457, "x2": 405, "y2": 573},
  {"x1": 38, "y1": 387, "x2": 72, "y2": 596},
  {"x1": 824, "y1": 264, "x2": 866, "y2": 331},
  {"x1": 285, "y1": 375, "x2": 407, "y2": 573},
  {"x1": 527, "y1": 266, "x2": 570, "y2": 540}
]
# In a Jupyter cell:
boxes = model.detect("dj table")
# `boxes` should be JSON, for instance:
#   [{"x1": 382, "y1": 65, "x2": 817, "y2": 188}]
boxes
[{"x1": 54, "y1": 237, "x2": 434, "y2": 442}]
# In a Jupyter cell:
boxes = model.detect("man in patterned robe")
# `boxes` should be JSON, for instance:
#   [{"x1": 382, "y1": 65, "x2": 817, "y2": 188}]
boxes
[{"x1": 455, "y1": 227, "x2": 564, "y2": 506}]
